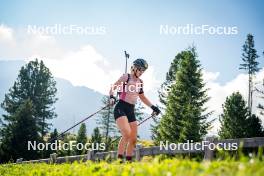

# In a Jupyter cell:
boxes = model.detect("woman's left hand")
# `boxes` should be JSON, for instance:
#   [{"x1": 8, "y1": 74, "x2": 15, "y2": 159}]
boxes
[{"x1": 151, "y1": 105, "x2": 161, "y2": 115}]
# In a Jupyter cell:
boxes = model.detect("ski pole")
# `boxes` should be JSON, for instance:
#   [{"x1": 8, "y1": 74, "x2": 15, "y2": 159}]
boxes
[
  {"x1": 48, "y1": 104, "x2": 110, "y2": 143},
  {"x1": 124, "y1": 50, "x2": 129, "y2": 73}
]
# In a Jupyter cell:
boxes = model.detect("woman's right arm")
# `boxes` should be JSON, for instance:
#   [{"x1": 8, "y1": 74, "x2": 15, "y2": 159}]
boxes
[
  {"x1": 109, "y1": 74, "x2": 127, "y2": 96},
  {"x1": 109, "y1": 74, "x2": 127, "y2": 106}
]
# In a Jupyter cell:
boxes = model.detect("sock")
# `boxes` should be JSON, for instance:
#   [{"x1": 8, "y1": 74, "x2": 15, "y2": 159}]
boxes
[
  {"x1": 126, "y1": 156, "x2": 132, "y2": 161},
  {"x1": 117, "y1": 154, "x2": 123, "y2": 159}
]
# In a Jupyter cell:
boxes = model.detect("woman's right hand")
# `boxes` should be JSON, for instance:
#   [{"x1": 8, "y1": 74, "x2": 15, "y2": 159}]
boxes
[{"x1": 109, "y1": 95, "x2": 117, "y2": 106}]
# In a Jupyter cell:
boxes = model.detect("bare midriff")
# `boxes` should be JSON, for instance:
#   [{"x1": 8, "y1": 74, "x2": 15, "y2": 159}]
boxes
[{"x1": 116, "y1": 74, "x2": 143, "y2": 105}]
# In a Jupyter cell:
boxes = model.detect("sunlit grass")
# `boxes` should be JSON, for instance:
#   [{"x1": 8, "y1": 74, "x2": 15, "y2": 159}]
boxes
[{"x1": 1, "y1": 155, "x2": 264, "y2": 176}]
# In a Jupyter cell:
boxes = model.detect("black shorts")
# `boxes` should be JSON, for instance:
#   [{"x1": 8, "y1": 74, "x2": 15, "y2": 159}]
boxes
[{"x1": 114, "y1": 100, "x2": 136, "y2": 123}]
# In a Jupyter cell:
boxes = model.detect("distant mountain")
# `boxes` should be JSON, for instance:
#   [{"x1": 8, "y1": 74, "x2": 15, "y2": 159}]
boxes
[
  {"x1": 0, "y1": 60, "x2": 152, "y2": 139},
  {"x1": 53, "y1": 78, "x2": 104, "y2": 135}
]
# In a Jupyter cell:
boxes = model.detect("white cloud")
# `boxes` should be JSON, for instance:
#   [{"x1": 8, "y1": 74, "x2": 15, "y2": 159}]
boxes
[
  {"x1": 27, "y1": 47, "x2": 161, "y2": 95},
  {"x1": 0, "y1": 24, "x2": 14, "y2": 43},
  {"x1": 202, "y1": 70, "x2": 220, "y2": 82},
  {"x1": 27, "y1": 45, "x2": 125, "y2": 94},
  {"x1": 0, "y1": 28, "x2": 64, "y2": 60},
  {"x1": 0, "y1": 24, "x2": 160, "y2": 96}
]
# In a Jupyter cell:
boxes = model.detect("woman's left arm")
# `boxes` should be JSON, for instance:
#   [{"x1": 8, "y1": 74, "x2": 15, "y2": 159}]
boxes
[
  {"x1": 139, "y1": 93, "x2": 153, "y2": 107},
  {"x1": 139, "y1": 93, "x2": 161, "y2": 115}
]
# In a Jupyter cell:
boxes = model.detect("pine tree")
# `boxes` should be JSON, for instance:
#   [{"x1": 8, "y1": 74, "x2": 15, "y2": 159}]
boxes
[
  {"x1": 247, "y1": 114, "x2": 264, "y2": 137},
  {"x1": 90, "y1": 127, "x2": 103, "y2": 152},
  {"x1": 219, "y1": 92, "x2": 264, "y2": 138},
  {"x1": 257, "y1": 79, "x2": 264, "y2": 115},
  {"x1": 76, "y1": 123, "x2": 87, "y2": 154},
  {"x1": 158, "y1": 53, "x2": 182, "y2": 106},
  {"x1": 150, "y1": 116, "x2": 162, "y2": 145},
  {"x1": 97, "y1": 96, "x2": 117, "y2": 141},
  {"x1": 50, "y1": 128, "x2": 58, "y2": 140},
  {"x1": 239, "y1": 34, "x2": 259, "y2": 115},
  {"x1": 44, "y1": 128, "x2": 59, "y2": 156},
  {"x1": 90, "y1": 127, "x2": 102, "y2": 144},
  {"x1": 1, "y1": 59, "x2": 58, "y2": 138},
  {"x1": 152, "y1": 52, "x2": 182, "y2": 144},
  {"x1": 256, "y1": 52, "x2": 264, "y2": 120},
  {"x1": 0, "y1": 99, "x2": 40, "y2": 163},
  {"x1": 218, "y1": 92, "x2": 250, "y2": 139},
  {"x1": 134, "y1": 100, "x2": 145, "y2": 122},
  {"x1": 154, "y1": 47, "x2": 212, "y2": 143}
]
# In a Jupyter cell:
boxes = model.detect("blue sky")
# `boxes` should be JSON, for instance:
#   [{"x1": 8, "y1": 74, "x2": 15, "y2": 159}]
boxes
[
  {"x1": 0, "y1": 0, "x2": 264, "y2": 135},
  {"x1": 1, "y1": 0, "x2": 263, "y2": 83}
]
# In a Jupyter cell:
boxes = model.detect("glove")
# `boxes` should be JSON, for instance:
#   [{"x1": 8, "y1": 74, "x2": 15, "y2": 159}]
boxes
[
  {"x1": 151, "y1": 105, "x2": 161, "y2": 115},
  {"x1": 109, "y1": 95, "x2": 117, "y2": 106}
]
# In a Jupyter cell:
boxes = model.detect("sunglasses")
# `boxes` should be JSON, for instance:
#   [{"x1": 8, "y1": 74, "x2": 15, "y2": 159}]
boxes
[{"x1": 135, "y1": 67, "x2": 146, "y2": 72}]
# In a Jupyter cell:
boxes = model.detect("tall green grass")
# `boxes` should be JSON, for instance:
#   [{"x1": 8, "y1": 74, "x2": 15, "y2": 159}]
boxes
[{"x1": 1, "y1": 154, "x2": 263, "y2": 176}]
